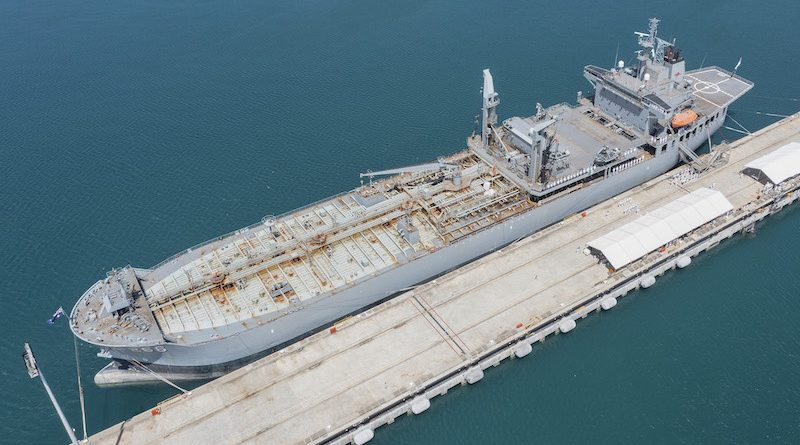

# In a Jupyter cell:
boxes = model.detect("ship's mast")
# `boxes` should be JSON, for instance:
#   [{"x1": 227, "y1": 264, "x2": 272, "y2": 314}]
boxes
[{"x1": 634, "y1": 18, "x2": 672, "y2": 78}]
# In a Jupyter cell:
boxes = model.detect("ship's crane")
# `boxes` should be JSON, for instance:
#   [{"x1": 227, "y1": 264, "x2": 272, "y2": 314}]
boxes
[{"x1": 360, "y1": 162, "x2": 459, "y2": 180}]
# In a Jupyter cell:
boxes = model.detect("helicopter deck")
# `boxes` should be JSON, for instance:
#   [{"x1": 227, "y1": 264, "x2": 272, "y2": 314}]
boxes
[{"x1": 685, "y1": 66, "x2": 753, "y2": 114}]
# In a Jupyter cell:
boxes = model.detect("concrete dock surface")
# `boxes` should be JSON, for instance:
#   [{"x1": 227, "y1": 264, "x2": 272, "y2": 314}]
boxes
[{"x1": 88, "y1": 112, "x2": 800, "y2": 445}]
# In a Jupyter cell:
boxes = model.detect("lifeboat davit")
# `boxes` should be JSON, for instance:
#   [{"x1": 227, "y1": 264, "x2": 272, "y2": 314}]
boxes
[{"x1": 671, "y1": 109, "x2": 698, "y2": 128}]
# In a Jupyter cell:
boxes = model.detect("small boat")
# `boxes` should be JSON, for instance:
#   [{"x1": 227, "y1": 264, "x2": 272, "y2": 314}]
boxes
[{"x1": 594, "y1": 146, "x2": 620, "y2": 165}]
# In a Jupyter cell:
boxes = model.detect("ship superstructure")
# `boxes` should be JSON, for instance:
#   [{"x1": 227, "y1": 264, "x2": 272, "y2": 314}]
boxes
[{"x1": 70, "y1": 19, "x2": 752, "y2": 382}]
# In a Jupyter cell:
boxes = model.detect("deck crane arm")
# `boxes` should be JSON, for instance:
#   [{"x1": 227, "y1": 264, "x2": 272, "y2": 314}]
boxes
[{"x1": 360, "y1": 162, "x2": 459, "y2": 179}]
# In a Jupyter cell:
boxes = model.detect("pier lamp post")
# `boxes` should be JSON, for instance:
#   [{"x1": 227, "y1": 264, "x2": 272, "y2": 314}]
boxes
[{"x1": 22, "y1": 343, "x2": 80, "y2": 445}]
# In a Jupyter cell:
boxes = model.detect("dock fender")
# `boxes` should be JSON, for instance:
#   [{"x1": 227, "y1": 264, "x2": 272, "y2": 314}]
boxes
[
  {"x1": 410, "y1": 396, "x2": 431, "y2": 414},
  {"x1": 514, "y1": 341, "x2": 533, "y2": 358},
  {"x1": 465, "y1": 367, "x2": 484, "y2": 384},
  {"x1": 558, "y1": 318, "x2": 577, "y2": 333},
  {"x1": 640, "y1": 275, "x2": 656, "y2": 288},
  {"x1": 676, "y1": 256, "x2": 691, "y2": 269},
  {"x1": 353, "y1": 428, "x2": 374, "y2": 445},
  {"x1": 600, "y1": 297, "x2": 617, "y2": 310}
]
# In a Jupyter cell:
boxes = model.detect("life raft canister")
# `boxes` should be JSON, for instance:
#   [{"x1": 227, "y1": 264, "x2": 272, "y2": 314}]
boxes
[{"x1": 671, "y1": 109, "x2": 698, "y2": 128}]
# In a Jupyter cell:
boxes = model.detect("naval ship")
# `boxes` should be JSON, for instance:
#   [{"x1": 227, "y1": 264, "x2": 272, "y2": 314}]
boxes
[{"x1": 71, "y1": 19, "x2": 752, "y2": 383}]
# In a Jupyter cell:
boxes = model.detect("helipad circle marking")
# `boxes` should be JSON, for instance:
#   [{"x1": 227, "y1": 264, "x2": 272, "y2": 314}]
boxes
[{"x1": 693, "y1": 80, "x2": 721, "y2": 95}]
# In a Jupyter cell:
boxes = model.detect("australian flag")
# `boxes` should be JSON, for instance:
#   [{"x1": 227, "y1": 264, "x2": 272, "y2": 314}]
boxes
[{"x1": 47, "y1": 307, "x2": 66, "y2": 325}]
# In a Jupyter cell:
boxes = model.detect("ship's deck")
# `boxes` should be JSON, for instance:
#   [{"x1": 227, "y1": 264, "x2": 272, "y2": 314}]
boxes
[
  {"x1": 134, "y1": 153, "x2": 535, "y2": 339},
  {"x1": 70, "y1": 267, "x2": 163, "y2": 347},
  {"x1": 480, "y1": 102, "x2": 650, "y2": 195},
  {"x1": 147, "y1": 201, "x2": 438, "y2": 335},
  {"x1": 549, "y1": 102, "x2": 646, "y2": 173}
]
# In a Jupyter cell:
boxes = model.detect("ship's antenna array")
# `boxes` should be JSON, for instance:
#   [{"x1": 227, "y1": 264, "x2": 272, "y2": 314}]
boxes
[{"x1": 634, "y1": 17, "x2": 671, "y2": 63}]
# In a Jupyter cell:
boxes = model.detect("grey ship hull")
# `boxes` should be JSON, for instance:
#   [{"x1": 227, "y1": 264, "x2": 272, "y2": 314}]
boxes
[{"x1": 101, "y1": 115, "x2": 723, "y2": 373}]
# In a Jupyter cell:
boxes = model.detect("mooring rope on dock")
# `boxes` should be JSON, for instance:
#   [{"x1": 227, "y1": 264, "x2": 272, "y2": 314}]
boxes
[{"x1": 129, "y1": 360, "x2": 191, "y2": 394}]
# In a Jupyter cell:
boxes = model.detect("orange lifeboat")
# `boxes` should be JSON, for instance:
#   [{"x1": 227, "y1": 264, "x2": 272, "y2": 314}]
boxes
[{"x1": 671, "y1": 109, "x2": 698, "y2": 128}]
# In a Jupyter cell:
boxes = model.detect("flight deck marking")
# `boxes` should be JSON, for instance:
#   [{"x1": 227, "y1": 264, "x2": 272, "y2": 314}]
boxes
[{"x1": 686, "y1": 71, "x2": 742, "y2": 109}]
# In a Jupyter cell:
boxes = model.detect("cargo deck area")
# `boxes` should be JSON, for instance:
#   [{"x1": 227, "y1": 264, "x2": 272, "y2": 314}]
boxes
[{"x1": 87, "y1": 112, "x2": 800, "y2": 445}]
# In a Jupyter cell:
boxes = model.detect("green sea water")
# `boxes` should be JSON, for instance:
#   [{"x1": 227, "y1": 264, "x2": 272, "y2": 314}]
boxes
[{"x1": 1, "y1": 1, "x2": 799, "y2": 443}]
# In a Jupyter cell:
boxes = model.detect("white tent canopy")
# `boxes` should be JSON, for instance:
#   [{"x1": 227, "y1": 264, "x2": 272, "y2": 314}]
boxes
[
  {"x1": 743, "y1": 141, "x2": 800, "y2": 184},
  {"x1": 587, "y1": 188, "x2": 733, "y2": 269}
]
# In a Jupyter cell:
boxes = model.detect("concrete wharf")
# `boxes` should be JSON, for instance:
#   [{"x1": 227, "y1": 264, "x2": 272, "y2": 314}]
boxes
[{"x1": 87, "y1": 112, "x2": 800, "y2": 445}]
